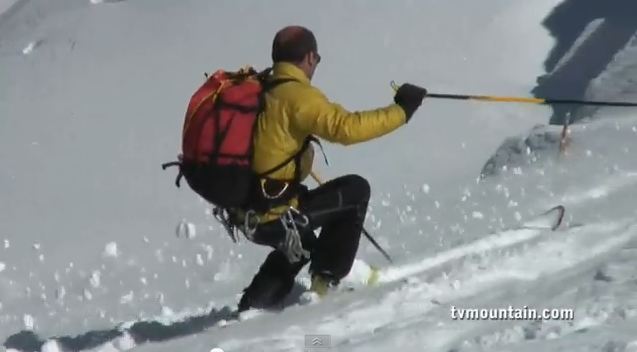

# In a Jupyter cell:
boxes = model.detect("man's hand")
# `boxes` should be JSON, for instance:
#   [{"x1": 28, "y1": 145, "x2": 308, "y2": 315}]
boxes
[{"x1": 394, "y1": 83, "x2": 428, "y2": 122}]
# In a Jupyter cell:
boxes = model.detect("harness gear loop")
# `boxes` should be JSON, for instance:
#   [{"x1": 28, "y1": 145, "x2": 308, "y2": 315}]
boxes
[
  {"x1": 279, "y1": 207, "x2": 309, "y2": 237},
  {"x1": 212, "y1": 207, "x2": 262, "y2": 243},
  {"x1": 280, "y1": 208, "x2": 309, "y2": 241},
  {"x1": 288, "y1": 207, "x2": 309, "y2": 227},
  {"x1": 260, "y1": 179, "x2": 290, "y2": 199},
  {"x1": 213, "y1": 207, "x2": 239, "y2": 243},
  {"x1": 279, "y1": 206, "x2": 311, "y2": 263},
  {"x1": 254, "y1": 136, "x2": 327, "y2": 209},
  {"x1": 242, "y1": 209, "x2": 260, "y2": 241},
  {"x1": 212, "y1": 206, "x2": 263, "y2": 243}
]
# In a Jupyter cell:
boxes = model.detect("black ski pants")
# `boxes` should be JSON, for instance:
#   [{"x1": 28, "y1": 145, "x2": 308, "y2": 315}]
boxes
[{"x1": 238, "y1": 174, "x2": 371, "y2": 311}]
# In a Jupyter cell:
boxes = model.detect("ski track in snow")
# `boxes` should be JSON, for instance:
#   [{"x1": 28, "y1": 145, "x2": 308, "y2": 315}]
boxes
[
  {"x1": 23, "y1": 224, "x2": 552, "y2": 351},
  {"x1": 17, "y1": 167, "x2": 637, "y2": 352},
  {"x1": 556, "y1": 172, "x2": 637, "y2": 207},
  {"x1": 128, "y1": 165, "x2": 637, "y2": 352},
  {"x1": 150, "y1": 220, "x2": 637, "y2": 352},
  {"x1": 59, "y1": 206, "x2": 635, "y2": 352}
]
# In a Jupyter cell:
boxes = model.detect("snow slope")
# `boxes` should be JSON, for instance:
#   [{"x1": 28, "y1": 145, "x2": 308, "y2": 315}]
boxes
[
  {"x1": 2, "y1": 0, "x2": 637, "y2": 351},
  {"x1": 0, "y1": 0, "x2": 20, "y2": 18},
  {"x1": 131, "y1": 115, "x2": 637, "y2": 352}
]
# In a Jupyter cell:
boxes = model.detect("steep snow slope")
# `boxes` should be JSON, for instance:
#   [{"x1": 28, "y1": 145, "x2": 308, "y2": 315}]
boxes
[
  {"x1": 3, "y1": 0, "x2": 637, "y2": 351},
  {"x1": 121, "y1": 114, "x2": 637, "y2": 352}
]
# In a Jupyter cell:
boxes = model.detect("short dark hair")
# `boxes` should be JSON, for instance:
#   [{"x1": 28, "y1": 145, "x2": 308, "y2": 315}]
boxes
[{"x1": 271, "y1": 26, "x2": 318, "y2": 63}]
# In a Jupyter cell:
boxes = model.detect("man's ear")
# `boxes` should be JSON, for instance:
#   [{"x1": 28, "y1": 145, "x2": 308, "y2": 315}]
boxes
[{"x1": 303, "y1": 52, "x2": 313, "y2": 66}]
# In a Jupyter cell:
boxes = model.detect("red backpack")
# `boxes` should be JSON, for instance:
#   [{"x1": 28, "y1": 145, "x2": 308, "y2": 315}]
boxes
[{"x1": 162, "y1": 67, "x2": 297, "y2": 209}]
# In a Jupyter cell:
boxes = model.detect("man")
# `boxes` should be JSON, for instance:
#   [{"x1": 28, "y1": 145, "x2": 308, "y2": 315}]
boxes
[{"x1": 238, "y1": 25, "x2": 427, "y2": 311}]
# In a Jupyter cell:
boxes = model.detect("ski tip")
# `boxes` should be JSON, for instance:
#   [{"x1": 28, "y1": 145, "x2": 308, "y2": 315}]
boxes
[{"x1": 551, "y1": 205, "x2": 566, "y2": 231}]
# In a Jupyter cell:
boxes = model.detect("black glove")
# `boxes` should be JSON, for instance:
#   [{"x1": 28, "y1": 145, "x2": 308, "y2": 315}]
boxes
[{"x1": 394, "y1": 83, "x2": 427, "y2": 122}]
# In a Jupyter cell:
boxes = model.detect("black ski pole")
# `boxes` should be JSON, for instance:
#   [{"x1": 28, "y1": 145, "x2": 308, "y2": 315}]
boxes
[
  {"x1": 362, "y1": 228, "x2": 393, "y2": 264},
  {"x1": 390, "y1": 81, "x2": 637, "y2": 107}
]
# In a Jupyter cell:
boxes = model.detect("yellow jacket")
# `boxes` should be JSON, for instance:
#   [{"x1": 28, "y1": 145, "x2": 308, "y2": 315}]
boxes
[{"x1": 252, "y1": 62, "x2": 406, "y2": 220}]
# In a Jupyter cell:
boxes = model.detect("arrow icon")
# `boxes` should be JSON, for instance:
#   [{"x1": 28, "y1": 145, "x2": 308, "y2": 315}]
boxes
[{"x1": 305, "y1": 334, "x2": 330, "y2": 349}]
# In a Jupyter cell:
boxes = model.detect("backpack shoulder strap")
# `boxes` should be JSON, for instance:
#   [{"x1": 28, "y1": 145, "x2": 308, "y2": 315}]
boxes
[
  {"x1": 257, "y1": 136, "x2": 322, "y2": 179},
  {"x1": 262, "y1": 77, "x2": 297, "y2": 92}
]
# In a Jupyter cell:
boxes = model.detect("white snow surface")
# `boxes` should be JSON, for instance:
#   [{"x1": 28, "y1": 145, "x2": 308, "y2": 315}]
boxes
[
  {"x1": 0, "y1": 0, "x2": 19, "y2": 17},
  {"x1": 2, "y1": 0, "x2": 637, "y2": 351}
]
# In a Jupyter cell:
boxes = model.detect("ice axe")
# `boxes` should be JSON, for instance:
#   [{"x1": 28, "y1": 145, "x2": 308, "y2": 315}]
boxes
[
  {"x1": 390, "y1": 81, "x2": 637, "y2": 107},
  {"x1": 310, "y1": 170, "x2": 394, "y2": 264}
]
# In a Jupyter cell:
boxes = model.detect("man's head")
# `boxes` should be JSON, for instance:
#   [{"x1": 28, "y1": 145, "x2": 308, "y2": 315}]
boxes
[{"x1": 271, "y1": 26, "x2": 321, "y2": 80}]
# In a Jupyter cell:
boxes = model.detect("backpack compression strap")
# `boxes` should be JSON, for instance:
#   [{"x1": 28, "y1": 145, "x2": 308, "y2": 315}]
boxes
[{"x1": 161, "y1": 160, "x2": 184, "y2": 187}]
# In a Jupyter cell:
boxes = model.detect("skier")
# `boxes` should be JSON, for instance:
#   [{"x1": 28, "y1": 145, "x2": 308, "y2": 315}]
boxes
[{"x1": 237, "y1": 25, "x2": 428, "y2": 311}]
